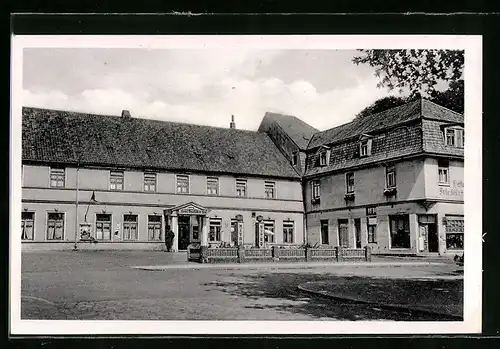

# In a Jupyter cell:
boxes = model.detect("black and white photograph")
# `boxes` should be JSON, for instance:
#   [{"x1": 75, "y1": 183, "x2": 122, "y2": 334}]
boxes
[{"x1": 10, "y1": 35, "x2": 482, "y2": 335}]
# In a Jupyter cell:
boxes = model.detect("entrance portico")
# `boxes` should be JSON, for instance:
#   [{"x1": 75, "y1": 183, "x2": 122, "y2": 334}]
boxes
[{"x1": 164, "y1": 202, "x2": 210, "y2": 252}]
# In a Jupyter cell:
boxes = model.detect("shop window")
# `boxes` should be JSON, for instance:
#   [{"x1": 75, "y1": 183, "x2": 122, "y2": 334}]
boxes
[
  {"x1": 389, "y1": 215, "x2": 410, "y2": 248},
  {"x1": 123, "y1": 214, "x2": 138, "y2": 241},
  {"x1": 445, "y1": 216, "x2": 464, "y2": 250},
  {"x1": 95, "y1": 214, "x2": 112, "y2": 240},
  {"x1": 21, "y1": 212, "x2": 34, "y2": 240},
  {"x1": 438, "y1": 160, "x2": 450, "y2": 185},
  {"x1": 283, "y1": 221, "x2": 295, "y2": 243},
  {"x1": 236, "y1": 179, "x2": 247, "y2": 197},
  {"x1": 320, "y1": 220, "x2": 329, "y2": 245},
  {"x1": 264, "y1": 220, "x2": 275, "y2": 243},
  {"x1": 47, "y1": 212, "x2": 64, "y2": 240},
  {"x1": 176, "y1": 175, "x2": 189, "y2": 194},
  {"x1": 148, "y1": 215, "x2": 162, "y2": 241},
  {"x1": 209, "y1": 219, "x2": 222, "y2": 242},
  {"x1": 110, "y1": 171, "x2": 124, "y2": 191},
  {"x1": 207, "y1": 177, "x2": 219, "y2": 195},
  {"x1": 50, "y1": 167, "x2": 65, "y2": 188},
  {"x1": 265, "y1": 181, "x2": 276, "y2": 199},
  {"x1": 144, "y1": 173, "x2": 156, "y2": 192}
]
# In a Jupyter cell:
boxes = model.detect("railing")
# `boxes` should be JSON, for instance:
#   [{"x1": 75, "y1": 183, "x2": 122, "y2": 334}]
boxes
[{"x1": 193, "y1": 245, "x2": 371, "y2": 264}]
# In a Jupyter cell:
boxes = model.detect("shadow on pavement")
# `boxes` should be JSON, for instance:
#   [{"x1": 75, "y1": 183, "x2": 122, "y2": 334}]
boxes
[{"x1": 204, "y1": 272, "x2": 462, "y2": 321}]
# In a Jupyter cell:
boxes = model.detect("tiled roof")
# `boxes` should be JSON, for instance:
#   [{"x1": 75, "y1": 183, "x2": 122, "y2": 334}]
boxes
[
  {"x1": 307, "y1": 99, "x2": 463, "y2": 150},
  {"x1": 22, "y1": 107, "x2": 300, "y2": 179},
  {"x1": 258, "y1": 112, "x2": 319, "y2": 150}
]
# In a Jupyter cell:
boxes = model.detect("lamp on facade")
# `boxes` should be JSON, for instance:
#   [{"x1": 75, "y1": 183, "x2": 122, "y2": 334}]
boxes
[{"x1": 256, "y1": 215, "x2": 263, "y2": 222}]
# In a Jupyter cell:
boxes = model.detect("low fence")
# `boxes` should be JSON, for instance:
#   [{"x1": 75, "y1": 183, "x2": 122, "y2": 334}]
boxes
[{"x1": 190, "y1": 245, "x2": 372, "y2": 264}]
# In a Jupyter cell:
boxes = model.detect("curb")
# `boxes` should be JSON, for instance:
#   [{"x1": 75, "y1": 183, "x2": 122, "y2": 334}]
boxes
[
  {"x1": 297, "y1": 282, "x2": 463, "y2": 320},
  {"x1": 133, "y1": 261, "x2": 448, "y2": 271}
]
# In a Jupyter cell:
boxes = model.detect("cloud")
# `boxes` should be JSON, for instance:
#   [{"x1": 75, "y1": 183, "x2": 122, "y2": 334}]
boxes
[{"x1": 22, "y1": 48, "x2": 404, "y2": 132}]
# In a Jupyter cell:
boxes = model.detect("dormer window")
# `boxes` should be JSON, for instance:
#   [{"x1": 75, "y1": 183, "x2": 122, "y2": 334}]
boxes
[
  {"x1": 292, "y1": 152, "x2": 298, "y2": 166},
  {"x1": 317, "y1": 146, "x2": 331, "y2": 167},
  {"x1": 359, "y1": 134, "x2": 373, "y2": 157},
  {"x1": 444, "y1": 126, "x2": 464, "y2": 148},
  {"x1": 319, "y1": 151, "x2": 327, "y2": 166}
]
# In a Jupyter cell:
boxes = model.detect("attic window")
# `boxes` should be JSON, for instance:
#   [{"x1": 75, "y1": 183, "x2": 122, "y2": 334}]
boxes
[
  {"x1": 359, "y1": 137, "x2": 373, "y2": 157},
  {"x1": 319, "y1": 151, "x2": 327, "y2": 166},
  {"x1": 292, "y1": 152, "x2": 298, "y2": 166},
  {"x1": 444, "y1": 126, "x2": 464, "y2": 148}
]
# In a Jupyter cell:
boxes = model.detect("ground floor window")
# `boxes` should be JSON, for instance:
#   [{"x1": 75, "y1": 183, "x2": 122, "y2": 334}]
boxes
[
  {"x1": 338, "y1": 219, "x2": 349, "y2": 247},
  {"x1": 123, "y1": 214, "x2": 138, "y2": 241},
  {"x1": 445, "y1": 215, "x2": 464, "y2": 250},
  {"x1": 367, "y1": 217, "x2": 377, "y2": 243},
  {"x1": 230, "y1": 219, "x2": 238, "y2": 246},
  {"x1": 209, "y1": 219, "x2": 222, "y2": 242},
  {"x1": 283, "y1": 221, "x2": 294, "y2": 243},
  {"x1": 96, "y1": 214, "x2": 112, "y2": 240},
  {"x1": 21, "y1": 212, "x2": 34, "y2": 240},
  {"x1": 389, "y1": 215, "x2": 410, "y2": 248},
  {"x1": 47, "y1": 212, "x2": 64, "y2": 240},
  {"x1": 264, "y1": 220, "x2": 275, "y2": 243},
  {"x1": 148, "y1": 215, "x2": 162, "y2": 241},
  {"x1": 320, "y1": 220, "x2": 329, "y2": 245}
]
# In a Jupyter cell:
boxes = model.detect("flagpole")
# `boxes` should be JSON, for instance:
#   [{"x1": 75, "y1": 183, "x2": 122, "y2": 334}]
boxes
[{"x1": 73, "y1": 165, "x2": 80, "y2": 251}]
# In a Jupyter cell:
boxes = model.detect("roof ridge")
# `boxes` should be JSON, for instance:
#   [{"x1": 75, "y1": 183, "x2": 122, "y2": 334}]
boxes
[{"x1": 23, "y1": 106, "x2": 263, "y2": 134}]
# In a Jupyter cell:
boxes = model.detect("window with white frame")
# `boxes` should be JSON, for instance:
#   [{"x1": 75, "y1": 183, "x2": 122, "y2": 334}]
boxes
[
  {"x1": 148, "y1": 215, "x2": 162, "y2": 241},
  {"x1": 386, "y1": 165, "x2": 396, "y2": 189},
  {"x1": 47, "y1": 212, "x2": 64, "y2": 240},
  {"x1": 144, "y1": 173, "x2": 156, "y2": 192},
  {"x1": 21, "y1": 212, "x2": 34, "y2": 240},
  {"x1": 50, "y1": 167, "x2": 65, "y2": 187},
  {"x1": 110, "y1": 171, "x2": 124, "y2": 191},
  {"x1": 95, "y1": 214, "x2": 112, "y2": 240},
  {"x1": 207, "y1": 177, "x2": 219, "y2": 195},
  {"x1": 176, "y1": 175, "x2": 189, "y2": 194},
  {"x1": 265, "y1": 181, "x2": 276, "y2": 199},
  {"x1": 312, "y1": 180, "x2": 320, "y2": 199},
  {"x1": 346, "y1": 172, "x2": 355, "y2": 193},
  {"x1": 283, "y1": 221, "x2": 295, "y2": 243},
  {"x1": 236, "y1": 179, "x2": 247, "y2": 197},
  {"x1": 209, "y1": 219, "x2": 222, "y2": 242},
  {"x1": 123, "y1": 214, "x2": 138, "y2": 240},
  {"x1": 445, "y1": 127, "x2": 464, "y2": 148},
  {"x1": 360, "y1": 141, "x2": 369, "y2": 157},
  {"x1": 264, "y1": 220, "x2": 275, "y2": 243},
  {"x1": 438, "y1": 160, "x2": 450, "y2": 185}
]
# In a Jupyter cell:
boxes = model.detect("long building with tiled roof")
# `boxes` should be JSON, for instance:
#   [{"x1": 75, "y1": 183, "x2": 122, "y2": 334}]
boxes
[{"x1": 21, "y1": 98, "x2": 464, "y2": 257}]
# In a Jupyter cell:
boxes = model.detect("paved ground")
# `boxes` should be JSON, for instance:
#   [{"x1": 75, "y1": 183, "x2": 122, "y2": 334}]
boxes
[{"x1": 20, "y1": 250, "x2": 463, "y2": 321}]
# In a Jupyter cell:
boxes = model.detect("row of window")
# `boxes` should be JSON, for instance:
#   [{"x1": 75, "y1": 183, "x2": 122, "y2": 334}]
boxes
[
  {"x1": 314, "y1": 127, "x2": 464, "y2": 169},
  {"x1": 311, "y1": 160, "x2": 454, "y2": 201},
  {"x1": 318, "y1": 213, "x2": 464, "y2": 251},
  {"x1": 21, "y1": 211, "x2": 165, "y2": 241},
  {"x1": 47, "y1": 168, "x2": 277, "y2": 198},
  {"x1": 21, "y1": 211, "x2": 296, "y2": 244}
]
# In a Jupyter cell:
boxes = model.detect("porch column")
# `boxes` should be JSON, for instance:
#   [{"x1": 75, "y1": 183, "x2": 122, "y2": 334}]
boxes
[
  {"x1": 171, "y1": 211, "x2": 178, "y2": 252},
  {"x1": 201, "y1": 215, "x2": 209, "y2": 246},
  {"x1": 360, "y1": 217, "x2": 368, "y2": 247}
]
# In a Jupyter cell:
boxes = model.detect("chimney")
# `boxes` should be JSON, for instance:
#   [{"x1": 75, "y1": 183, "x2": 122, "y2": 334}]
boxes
[
  {"x1": 230, "y1": 115, "x2": 236, "y2": 129},
  {"x1": 121, "y1": 110, "x2": 131, "y2": 118}
]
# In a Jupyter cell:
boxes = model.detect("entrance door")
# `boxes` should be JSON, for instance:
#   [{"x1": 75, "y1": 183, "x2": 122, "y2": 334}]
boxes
[
  {"x1": 428, "y1": 222, "x2": 439, "y2": 253},
  {"x1": 178, "y1": 216, "x2": 190, "y2": 250},
  {"x1": 338, "y1": 219, "x2": 349, "y2": 247},
  {"x1": 354, "y1": 218, "x2": 362, "y2": 248}
]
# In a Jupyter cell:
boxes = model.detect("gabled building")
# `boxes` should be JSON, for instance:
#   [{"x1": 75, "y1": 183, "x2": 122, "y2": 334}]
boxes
[
  {"x1": 261, "y1": 99, "x2": 464, "y2": 256},
  {"x1": 20, "y1": 98, "x2": 464, "y2": 257},
  {"x1": 21, "y1": 107, "x2": 304, "y2": 250}
]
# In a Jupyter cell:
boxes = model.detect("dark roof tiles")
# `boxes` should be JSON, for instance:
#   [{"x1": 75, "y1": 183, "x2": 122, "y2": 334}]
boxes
[
  {"x1": 258, "y1": 112, "x2": 319, "y2": 149},
  {"x1": 22, "y1": 107, "x2": 300, "y2": 179}
]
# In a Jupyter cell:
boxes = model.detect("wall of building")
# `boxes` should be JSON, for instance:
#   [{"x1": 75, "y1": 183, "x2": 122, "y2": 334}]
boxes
[
  {"x1": 423, "y1": 158, "x2": 464, "y2": 202},
  {"x1": 304, "y1": 158, "x2": 426, "y2": 212}
]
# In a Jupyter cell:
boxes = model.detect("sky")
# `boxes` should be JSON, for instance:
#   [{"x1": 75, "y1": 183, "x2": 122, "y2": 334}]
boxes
[{"x1": 22, "y1": 48, "x2": 404, "y2": 131}]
